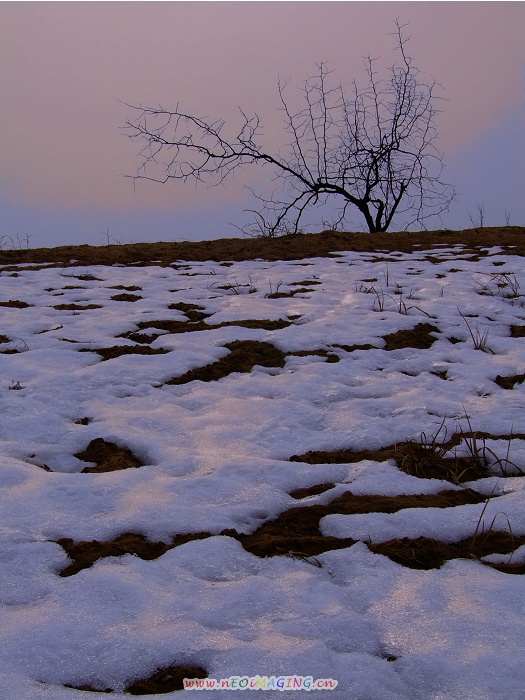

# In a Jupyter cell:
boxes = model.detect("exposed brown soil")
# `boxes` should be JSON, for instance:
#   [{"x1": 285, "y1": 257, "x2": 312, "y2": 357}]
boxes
[
  {"x1": 159, "y1": 339, "x2": 340, "y2": 384},
  {"x1": 487, "y1": 561, "x2": 525, "y2": 575},
  {"x1": 1, "y1": 227, "x2": 524, "y2": 268},
  {"x1": 382, "y1": 323, "x2": 439, "y2": 351},
  {"x1": 64, "y1": 663, "x2": 208, "y2": 694},
  {"x1": 166, "y1": 340, "x2": 287, "y2": 385},
  {"x1": 0, "y1": 299, "x2": 33, "y2": 308},
  {"x1": 74, "y1": 438, "x2": 144, "y2": 473},
  {"x1": 0, "y1": 334, "x2": 10, "y2": 343},
  {"x1": 55, "y1": 488, "x2": 486, "y2": 575},
  {"x1": 52, "y1": 303, "x2": 102, "y2": 311},
  {"x1": 58, "y1": 532, "x2": 211, "y2": 577},
  {"x1": 80, "y1": 346, "x2": 170, "y2": 361},
  {"x1": 63, "y1": 683, "x2": 113, "y2": 693},
  {"x1": 495, "y1": 373, "x2": 525, "y2": 390},
  {"x1": 233, "y1": 489, "x2": 486, "y2": 559},
  {"x1": 123, "y1": 332, "x2": 162, "y2": 345},
  {"x1": 108, "y1": 285, "x2": 142, "y2": 291},
  {"x1": 71, "y1": 274, "x2": 102, "y2": 281},
  {"x1": 266, "y1": 287, "x2": 315, "y2": 298},
  {"x1": 289, "y1": 349, "x2": 340, "y2": 363},
  {"x1": 510, "y1": 325, "x2": 525, "y2": 337},
  {"x1": 289, "y1": 483, "x2": 336, "y2": 499},
  {"x1": 120, "y1": 316, "x2": 292, "y2": 343},
  {"x1": 122, "y1": 319, "x2": 210, "y2": 338},
  {"x1": 125, "y1": 665, "x2": 208, "y2": 695},
  {"x1": 290, "y1": 434, "x2": 497, "y2": 483},
  {"x1": 368, "y1": 531, "x2": 525, "y2": 571},
  {"x1": 290, "y1": 279, "x2": 322, "y2": 286},
  {"x1": 167, "y1": 302, "x2": 211, "y2": 322},
  {"x1": 333, "y1": 342, "x2": 378, "y2": 353},
  {"x1": 111, "y1": 293, "x2": 142, "y2": 302}
]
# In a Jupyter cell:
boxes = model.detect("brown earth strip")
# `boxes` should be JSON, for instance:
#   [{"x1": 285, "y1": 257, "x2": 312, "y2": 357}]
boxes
[
  {"x1": 488, "y1": 561, "x2": 525, "y2": 574},
  {"x1": 108, "y1": 285, "x2": 142, "y2": 291},
  {"x1": 289, "y1": 483, "x2": 336, "y2": 499},
  {"x1": 52, "y1": 303, "x2": 102, "y2": 311},
  {"x1": 75, "y1": 438, "x2": 144, "y2": 473},
  {"x1": 58, "y1": 532, "x2": 211, "y2": 577},
  {"x1": 63, "y1": 683, "x2": 113, "y2": 693},
  {"x1": 71, "y1": 274, "x2": 102, "y2": 281},
  {"x1": 333, "y1": 343, "x2": 377, "y2": 352},
  {"x1": 111, "y1": 293, "x2": 142, "y2": 302},
  {"x1": 368, "y1": 531, "x2": 525, "y2": 571},
  {"x1": 123, "y1": 319, "x2": 210, "y2": 337},
  {"x1": 232, "y1": 489, "x2": 486, "y2": 559},
  {"x1": 80, "y1": 346, "x2": 170, "y2": 361},
  {"x1": 289, "y1": 349, "x2": 340, "y2": 363},
  {"x1": 0, "y1": 299, "x2": 33, "y2": 308},
  {"x1": 55, "y1": 488, "x2": 486, "y2": 575},
  {"x1": 290, "y1": 279, "x2": 322, "y2": 285},
  {"x1": 2, "y1": 227, "x2": 524, "y2": 267},
  {"x1": 511, "y1": 325, "x2": 525, "y2": 337},
  {"x1": 266, "y1": 287, "x2": 315, "y2": 298},
  {"x1": 290, "y1": 434, "x2": 500, "y2": 483},
  {"x1": 120, "y1": 317, "x2": 292, "y2": 342}
]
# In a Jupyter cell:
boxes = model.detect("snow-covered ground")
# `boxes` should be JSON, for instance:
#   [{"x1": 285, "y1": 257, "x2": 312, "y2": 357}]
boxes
[{"x1": 0, "y1": 244, "x2": 524, "y2": 698}]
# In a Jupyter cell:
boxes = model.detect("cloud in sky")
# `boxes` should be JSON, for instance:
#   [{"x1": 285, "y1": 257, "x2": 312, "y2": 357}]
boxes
[{"x1": 1, "y1": 2, "x2": 523, "y2": 246}]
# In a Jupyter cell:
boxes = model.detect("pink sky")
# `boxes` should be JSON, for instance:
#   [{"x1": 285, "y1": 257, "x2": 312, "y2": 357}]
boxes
[{"x1": 1, "y1": 2, "x2": 523, "y2": 246}]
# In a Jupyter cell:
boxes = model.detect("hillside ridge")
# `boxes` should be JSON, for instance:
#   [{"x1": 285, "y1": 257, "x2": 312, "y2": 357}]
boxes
[{"x1": 1, "y1": 227, "x2": 524, "y2": 267}]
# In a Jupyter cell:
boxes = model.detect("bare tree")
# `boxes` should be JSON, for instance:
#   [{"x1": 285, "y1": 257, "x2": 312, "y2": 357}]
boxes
[
  {"x1": 124, "y1": 20, "x2": 455, "y2": 236},
  {"x1": 468, "y1": 202, "x2": 485, "y2": 228}
]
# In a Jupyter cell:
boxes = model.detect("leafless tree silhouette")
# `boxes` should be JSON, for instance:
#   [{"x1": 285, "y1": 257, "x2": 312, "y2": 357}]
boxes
[
  {"x1": 124, "y1": 20, "x2": 455, "y2": 236},
  {"x1": 468, "y1": 202, "x2": 485, "y2": 228}
]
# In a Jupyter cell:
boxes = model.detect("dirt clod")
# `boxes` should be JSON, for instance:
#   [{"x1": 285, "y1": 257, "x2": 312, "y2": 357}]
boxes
[
  {"x1": 495, "y1": 373, "x2": 525, "y2": 390},
  {"x1": 510, "y1": 325, "x2": 525, "y2": 337},
  {"x1": 382, "y1": 323, "x2": 439, "y2": 351},
  {"x1": 111, "y1": 293, "x2": 142, "y2": 302},
  {"x1": 75, "y1": 438, "x2": 144, "y2": 473}
]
